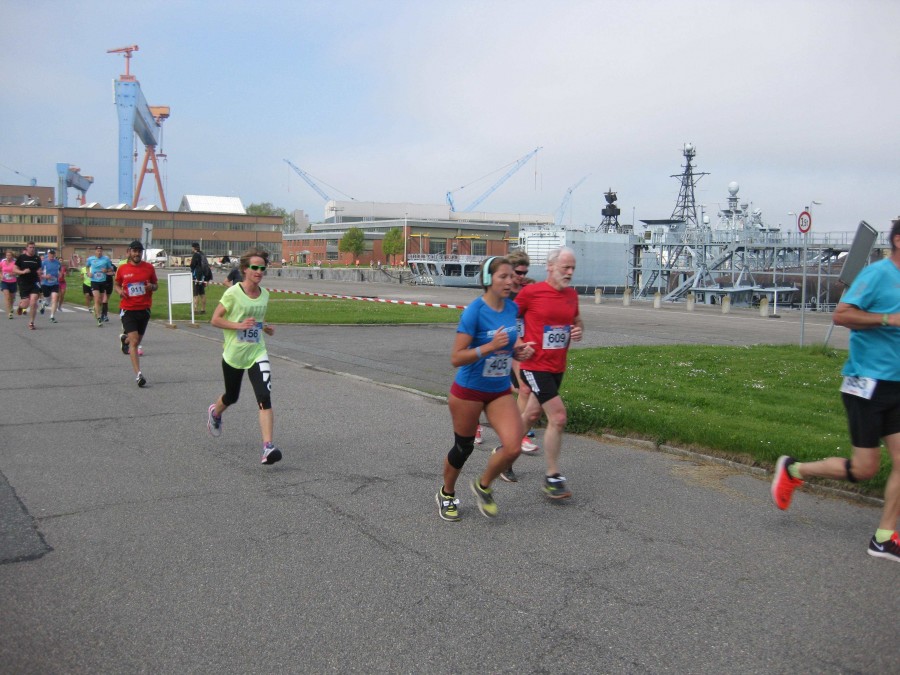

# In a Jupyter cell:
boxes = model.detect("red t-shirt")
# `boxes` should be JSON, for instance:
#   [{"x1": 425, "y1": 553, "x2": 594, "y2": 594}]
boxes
[
  {"x1": 115, "y1": 261, "x2": 158, "y2": 311},
  {"x1": 515, "y1": 281, "x2": 580, "y2": 373}
]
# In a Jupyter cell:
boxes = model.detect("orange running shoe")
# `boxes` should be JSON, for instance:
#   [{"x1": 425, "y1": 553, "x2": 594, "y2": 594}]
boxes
[{"x1": 771, "y1": 455, "x2": 803, "y2": 510}]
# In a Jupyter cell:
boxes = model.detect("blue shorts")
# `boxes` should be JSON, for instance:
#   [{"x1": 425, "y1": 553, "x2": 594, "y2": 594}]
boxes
[{"x1": 1, "y1": 281, "x2": 16, "y2": 293}]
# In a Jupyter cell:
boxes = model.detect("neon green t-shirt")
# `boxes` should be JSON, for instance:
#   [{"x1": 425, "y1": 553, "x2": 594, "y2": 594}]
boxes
[{"x1": 219, "y1": 282, "x2": 269, "y2": 369}]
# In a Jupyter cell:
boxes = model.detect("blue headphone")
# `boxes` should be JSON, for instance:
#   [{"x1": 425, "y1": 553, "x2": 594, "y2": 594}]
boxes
[{"x1": 482, "y1": 256, "x2": 498, "y2": 286}]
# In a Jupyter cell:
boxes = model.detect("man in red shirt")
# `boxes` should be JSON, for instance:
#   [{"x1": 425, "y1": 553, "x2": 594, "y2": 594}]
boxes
[
  {"x1": 515, "y1": 247, "x2": 584, "y2": 499},
  {"x1": 114, "y1": 240, "x2": 158, "y2": 387}
]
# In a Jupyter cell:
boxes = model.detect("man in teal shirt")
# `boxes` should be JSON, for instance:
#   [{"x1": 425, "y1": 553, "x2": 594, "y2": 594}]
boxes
[
  {"x1": 85, "y1": 245, "x2": 114, "y2": 325},
  {"x1": 772, "y1": 218, "x2": 900, "y2": 563}
]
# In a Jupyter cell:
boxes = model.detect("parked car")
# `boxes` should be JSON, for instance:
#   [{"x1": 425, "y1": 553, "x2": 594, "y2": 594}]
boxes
[{"x1": 144, "y1": 248, "x2": 168, "y2": 267}]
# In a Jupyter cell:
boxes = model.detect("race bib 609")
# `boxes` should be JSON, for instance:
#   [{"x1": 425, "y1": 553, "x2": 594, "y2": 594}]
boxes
[{"x1": 543, "y1": 325, "x2": 570, "y2": 350}]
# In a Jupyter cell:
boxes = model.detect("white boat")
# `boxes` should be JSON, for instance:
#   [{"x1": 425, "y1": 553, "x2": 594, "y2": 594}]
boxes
[{"x1": 407, "y1": 254, "x2": 485, "y2": 287}]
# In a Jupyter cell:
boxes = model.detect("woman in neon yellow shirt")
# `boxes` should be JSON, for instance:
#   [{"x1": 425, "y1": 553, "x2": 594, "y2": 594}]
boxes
[{"x1": 206, "y1": 248, "x2": 281, "y2": 465}]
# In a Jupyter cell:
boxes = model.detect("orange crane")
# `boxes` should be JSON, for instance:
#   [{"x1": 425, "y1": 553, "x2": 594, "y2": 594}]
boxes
[{"x1": 106, "y1": 45, "x2": 139, "y2": 81}]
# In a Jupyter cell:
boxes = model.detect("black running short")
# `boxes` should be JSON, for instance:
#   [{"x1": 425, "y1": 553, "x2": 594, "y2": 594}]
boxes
[
  {"x1": 520, "y1": 370, "x2": 565, "y2": 405},
  {"x1": 842, "y1": 380, "x2": 900, "y2": 448},
  {"x1": 121, "y1": 309, "x2": 151, "y2": 337},
  {"x1": 18, "y1": 280, "x2": 40, "y2": 298}
]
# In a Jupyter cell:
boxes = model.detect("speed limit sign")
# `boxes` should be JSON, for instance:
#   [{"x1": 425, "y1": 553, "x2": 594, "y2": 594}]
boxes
[{"x1": 797, "y1": 210, "x2": 812, "y2": 234}]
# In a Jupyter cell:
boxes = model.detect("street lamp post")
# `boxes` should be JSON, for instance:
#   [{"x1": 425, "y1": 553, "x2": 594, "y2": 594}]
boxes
[{"x1": 807, "y1": 201, "x2": 823, "y2": 312}]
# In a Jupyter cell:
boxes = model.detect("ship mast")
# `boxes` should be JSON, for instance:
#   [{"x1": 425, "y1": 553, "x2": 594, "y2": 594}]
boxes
[{"x1": 670, "y1": 143, "x2": 708, "y2": 229}]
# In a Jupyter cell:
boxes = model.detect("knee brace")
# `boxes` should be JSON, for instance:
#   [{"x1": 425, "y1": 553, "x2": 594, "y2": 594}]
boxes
[
  {"x1": 845, "y1": 458, "x2": 858, "y2": 483},
  {"x1": 447, "y1": 434, "x2": 476, "y2": 470}
]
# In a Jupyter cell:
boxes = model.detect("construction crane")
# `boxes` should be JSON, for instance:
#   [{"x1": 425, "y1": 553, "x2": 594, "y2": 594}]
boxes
[
  {"x1": 56, "y1": 164, "x2": 94, "y2": 206},
  {"x1": 283, "y1": 159, "x2": 357, "y2": 204},
  {"x1": 446, "y1": 146, "x2": 542, "y2": 212},
  {"x1": 108, "y1": 44, "x2": 169, "y2": 209},
  {"x1": 283, "y1": 159, "x2": 331, "y2": 201},
  {"x1": 554, "y1": 175, "x2": 589, "y2": 227},
  {"x1": 0, "y1": 163, "x2": 37, "y2": 186}
]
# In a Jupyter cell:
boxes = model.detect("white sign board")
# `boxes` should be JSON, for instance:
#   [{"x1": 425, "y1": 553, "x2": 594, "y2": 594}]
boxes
[
  {"x1": 797, "y1": 211, "x2": 812, "y2": 234},
  {"x1": 167, "y1": 272, "x2": 195, "y2": 325}
]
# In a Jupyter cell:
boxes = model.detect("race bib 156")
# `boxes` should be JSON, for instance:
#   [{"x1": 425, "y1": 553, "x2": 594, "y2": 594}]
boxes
[{"x1": 237, "y1": 321, "x2": 263, "y2": 344}]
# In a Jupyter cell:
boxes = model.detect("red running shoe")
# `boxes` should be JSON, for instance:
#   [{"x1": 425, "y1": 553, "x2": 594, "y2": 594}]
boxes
[{"x1": 771, "y1": 455, "x2": 803, "y2": 510}]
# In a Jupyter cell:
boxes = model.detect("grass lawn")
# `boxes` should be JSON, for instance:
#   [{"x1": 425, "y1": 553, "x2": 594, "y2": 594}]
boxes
[
  {"x1": 564, "y1": 344, "x2": 888, "y2": 495},
  {"x1": 100, "y1": 277, "x2": 461, "y2": 324}
]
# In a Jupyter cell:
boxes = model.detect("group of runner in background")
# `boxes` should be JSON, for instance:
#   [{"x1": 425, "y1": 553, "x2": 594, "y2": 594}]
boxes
[{"x1": 2, "y1": 242, "x2": 67, "y2": 329}]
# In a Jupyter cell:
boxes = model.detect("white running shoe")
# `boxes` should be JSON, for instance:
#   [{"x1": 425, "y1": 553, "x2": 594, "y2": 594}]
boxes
[
  {"x1": 520, "y1": 437, "x2": 540, "y2": 454},
  {"x1": 474, "y1": 424, "x2": 483, "y2": 445},
  {"x1": 261, "y1": 442, "x2": 282, "y2": 465},
  {"x1": 207, "y1": 404, "x2": 223, "y2": 437}
]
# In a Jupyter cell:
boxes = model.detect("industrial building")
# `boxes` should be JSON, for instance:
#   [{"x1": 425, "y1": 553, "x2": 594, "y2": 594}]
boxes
[
  {"x1": 0, "y1": 190, "x2": 282, "y2": 266},
  {"x1": 282, "y1": 200, "x2": 553, "y2": 265}
]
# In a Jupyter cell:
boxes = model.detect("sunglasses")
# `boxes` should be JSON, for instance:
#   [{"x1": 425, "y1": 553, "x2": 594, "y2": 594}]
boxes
[
  {"x1": 514, "y1": 269, "x2": 528, "y2": 276},
  {"x1": 247, "y1": 264, "x2": 267, "y2": 272}
]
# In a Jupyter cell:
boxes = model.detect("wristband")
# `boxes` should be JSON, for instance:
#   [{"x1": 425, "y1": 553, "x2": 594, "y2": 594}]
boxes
[
  {"x1": 475, "y1": 346, "x2": 482, "y2": 359},
  {"x1": 882, "y1": 314, "x2": 890, "y2": 327}
]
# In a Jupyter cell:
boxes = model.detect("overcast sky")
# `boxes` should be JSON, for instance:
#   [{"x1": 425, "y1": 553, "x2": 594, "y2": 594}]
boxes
[{"x1": 2, "y1": 0, "x2": 898, "y2": 233}]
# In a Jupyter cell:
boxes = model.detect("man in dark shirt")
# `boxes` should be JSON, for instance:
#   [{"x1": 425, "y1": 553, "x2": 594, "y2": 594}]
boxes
[
  {"x1": 14, "y1": 241, "x2": 42, "y2": 329},
  {"x1": 224, "y1": 265, "x2": 242, "y2": 287},
  {"x1": 189, "y1": 242, "x2": 209, "y2": 313}
]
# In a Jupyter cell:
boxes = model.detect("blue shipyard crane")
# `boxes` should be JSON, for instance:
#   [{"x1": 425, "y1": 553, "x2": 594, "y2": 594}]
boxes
[
  {"x1": 283, "y1": 159, "x2": 356, "y2": 209},
  {"x1": 446, "y1": 146, "x2": 542, "y2": 212},
  {"x1": 108, "y1": 45, "x2": 169, "y2": 209},
  {"x1": 283, "y1": 159, "x2": 331, "y2": 201},
  {"x1": 56, "y1": 163, "x2": 94, "y2": 206},
  {"x1": 554, "y1": 175, "x2": 589, "y2": 227}
]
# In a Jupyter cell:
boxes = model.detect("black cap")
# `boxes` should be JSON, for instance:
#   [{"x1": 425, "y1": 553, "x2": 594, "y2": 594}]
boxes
[
  {"x1": 128, "y1": 240, "x2": 144, "y2": 251},
  {"x1": 48, "y1": 248, "x2": 56, "y2": 254},
  {"x1": 191, "y1": 242, "x2": 200, "y2": 249}
]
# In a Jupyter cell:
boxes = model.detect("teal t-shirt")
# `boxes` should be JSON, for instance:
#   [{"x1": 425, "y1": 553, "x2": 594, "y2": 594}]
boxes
[
  {"x1": 219, "y1": 282, "x2": 270, "y2": 369},
  {"x1": 840, "y1": 258, "x2": 900, "y2": 381}
]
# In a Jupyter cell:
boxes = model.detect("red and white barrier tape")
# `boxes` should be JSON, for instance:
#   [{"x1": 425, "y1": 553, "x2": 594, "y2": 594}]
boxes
[{"x1": 208, "y1": 282, "x2": 465, "y2": 310}]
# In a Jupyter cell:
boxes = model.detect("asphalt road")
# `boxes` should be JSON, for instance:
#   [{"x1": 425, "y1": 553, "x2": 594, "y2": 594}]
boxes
[{"x1": 2, "y1": 282, "x2": 895, "y2": 674}]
